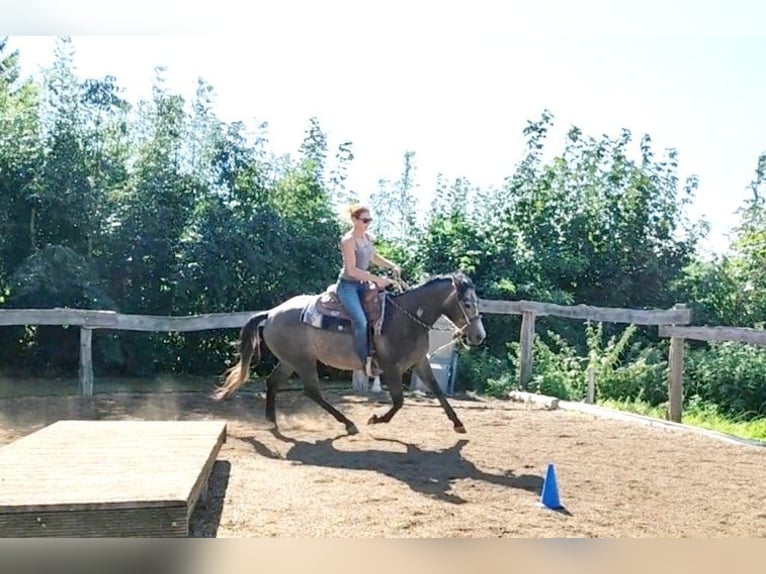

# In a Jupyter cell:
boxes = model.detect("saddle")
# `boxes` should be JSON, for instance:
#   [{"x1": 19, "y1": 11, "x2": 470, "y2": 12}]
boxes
[{"x1": 315, "y1": 281, "x2": 385, "y2": 324}]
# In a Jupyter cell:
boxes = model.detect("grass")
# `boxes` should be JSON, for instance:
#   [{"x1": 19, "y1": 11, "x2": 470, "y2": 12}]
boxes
[{"x1": 599, "y1": 397, "x2": 766, "y2": 442}]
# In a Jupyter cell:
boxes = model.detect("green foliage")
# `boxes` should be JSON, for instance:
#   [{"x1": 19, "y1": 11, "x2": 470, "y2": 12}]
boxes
[
  {"x1": 483, "y1": 113, "x2": 705, "y2": 312},
  {"x1": 0, "y1": 40, "x2": 42, "y2": 280},
  {"x1": 7, "y1": 245, "x2": 115, "y2": 310},
  {"x1": 671, "y1": 257, "x2": 746, "y2": 327},
  {"x1": 1, "y1": 245, "x2": 117, "y2": 376},
  {"x1": 370, "y1": 150, "x2": 418, "y2": 243},
  {"x1": 418, "y1": 211, "x2": 486, "y2": 277},
  {"x1": 599, "y1": 396, "x2": 766, "y2": 441},
  {"x1": 487, "y1": 322, "x2": 667, "y2": 405},
  {"x1": 454, "y1": 346, "x2": 508, "y2": 394},
  {"x1": 685, "y1": 341, "x2": 766, "y2": 420}
]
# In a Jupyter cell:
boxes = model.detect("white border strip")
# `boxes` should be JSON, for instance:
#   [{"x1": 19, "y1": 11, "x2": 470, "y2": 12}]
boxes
[{"x1": 508, "y1": 391, "x2": 766, "y2": 449}]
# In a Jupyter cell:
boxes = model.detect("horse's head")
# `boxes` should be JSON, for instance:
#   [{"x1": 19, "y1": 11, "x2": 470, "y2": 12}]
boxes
[{"x1": 442, "y1": 272, "x2": 486, "y2": 346}]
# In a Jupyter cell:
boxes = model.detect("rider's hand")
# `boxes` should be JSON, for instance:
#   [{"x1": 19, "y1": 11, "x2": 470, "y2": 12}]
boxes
[{"x1": 374, "y1": 276, "x2": 394, "y2": 289}]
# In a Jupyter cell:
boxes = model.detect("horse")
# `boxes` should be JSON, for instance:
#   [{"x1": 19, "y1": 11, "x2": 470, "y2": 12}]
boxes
[{"x1": 211, "y1": 271, "x2": 487, "y2": 435}]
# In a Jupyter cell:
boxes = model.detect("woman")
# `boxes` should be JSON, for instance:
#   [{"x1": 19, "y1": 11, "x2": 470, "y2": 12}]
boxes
[{"x1": 336, "y1": 204, "x2": 400, "y2": 377}]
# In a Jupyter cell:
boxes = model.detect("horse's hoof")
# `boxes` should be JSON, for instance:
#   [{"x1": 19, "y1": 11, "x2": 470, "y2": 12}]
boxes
[
  {"x1": 367, "y1": 415, "x2": 378, "y2": 425},
  {"x1": 454, "y1": 425, "x2": 467, "y2": 434},
  {"x1": 347, "y1": 424, "x2": 359, "y2": 435}
]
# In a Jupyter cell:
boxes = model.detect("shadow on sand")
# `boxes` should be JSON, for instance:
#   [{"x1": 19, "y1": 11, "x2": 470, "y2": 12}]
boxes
[
  {"x1": 188, "y1": 460, "x2": 231, "y2": 537},
  {"x1": 244, "y1": 429, "x2": 544, "y2": 505}
]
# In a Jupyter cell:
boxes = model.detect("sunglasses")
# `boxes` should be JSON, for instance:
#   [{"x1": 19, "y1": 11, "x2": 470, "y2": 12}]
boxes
[{"x1": 358, "y1": 217, "x2": 373, "y2": 224}]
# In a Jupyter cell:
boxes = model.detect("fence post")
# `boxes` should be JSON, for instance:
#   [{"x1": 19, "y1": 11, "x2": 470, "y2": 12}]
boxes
[
  {"x1": 586, "y1": 363, "x2": 595, "y2": 404},
  {"x1": 666, "y1": 303, "x2": 687, "y2": 423},
  {"x1": 668, "y1": 335, "x2": 684, "y2": 422},
  {"x1": 79, "y1": 327, "x2": 94, "y2": 397},
  {"x1": 519, "y1": 311, "x2": 535, "y2": 390},
  {"x1": 351, "y1": 370, "x2": 368, "y2": 393}
]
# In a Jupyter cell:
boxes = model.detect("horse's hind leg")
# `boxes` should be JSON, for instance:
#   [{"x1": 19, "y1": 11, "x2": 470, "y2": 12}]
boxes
[
  {"x1": 296, "y1": 364, "x2": 359, "y2": 435},
  {"x1": 265, "y1": 362, "x2": 293, "y2": 425}
]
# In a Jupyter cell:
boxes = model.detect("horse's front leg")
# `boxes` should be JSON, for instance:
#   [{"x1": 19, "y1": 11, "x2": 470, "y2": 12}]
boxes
[
  {"x1": 412, "y1": 356, "x2": 466, "y2": 433},
  {"x1": 367, "y1": 367, "x2": 404, "y2": 426}
]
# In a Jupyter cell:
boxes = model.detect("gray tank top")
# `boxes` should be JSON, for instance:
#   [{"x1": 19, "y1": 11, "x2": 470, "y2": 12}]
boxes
[{"x1": 339, "y1": 233, "x2": 375, "y2": 281}]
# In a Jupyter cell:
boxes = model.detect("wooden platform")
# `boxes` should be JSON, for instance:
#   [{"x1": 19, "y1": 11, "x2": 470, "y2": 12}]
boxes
[{"x1": 0, "y1": 419, "x2": 227, "y2": 537}]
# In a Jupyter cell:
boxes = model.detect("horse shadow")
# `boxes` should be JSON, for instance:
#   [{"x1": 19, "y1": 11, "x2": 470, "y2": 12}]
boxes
[{"x1": 244, "y1": 430, "x2": 544, "y2": 505}]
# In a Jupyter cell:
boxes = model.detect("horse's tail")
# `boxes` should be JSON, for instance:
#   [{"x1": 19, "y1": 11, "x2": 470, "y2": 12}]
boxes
[{"x1": 211, "y1": 311, "x2": 269, "y2": 400}]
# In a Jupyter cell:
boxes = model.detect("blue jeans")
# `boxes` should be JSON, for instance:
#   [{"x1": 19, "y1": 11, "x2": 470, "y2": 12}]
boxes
[{"x1": 335, "y1": 279, "x2": 369, "y2": 365}]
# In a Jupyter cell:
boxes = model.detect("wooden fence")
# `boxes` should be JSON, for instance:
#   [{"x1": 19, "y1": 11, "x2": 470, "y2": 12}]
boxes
[
  {"x1": 477, "y1": 300, "x2": 692, "y2": 421},
  {"x1": 1, "y1": 300, "x2": 764, "y2": 424},
  {"x1": 0, "y1": 309, "x2": 255, "y2": 396},
  {"x1": 657, "y1": 324, "x2": 766, "y2": 421}
]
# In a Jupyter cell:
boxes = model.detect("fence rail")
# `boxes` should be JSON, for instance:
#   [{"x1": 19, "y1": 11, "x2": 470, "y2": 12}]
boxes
[
  {"x1": 656, "y1": 323, "x2": 766, "y2": 422},
  {"x1": 478, "y1": 299, "x2": 692, "y2": 325},
  {"x1": 0, "y1": 309, "x2": 257, "y2": 331},
  {"x1": 658, "y1": 325, "x2": 766, "y2": 347},
  {"x1": 4, "y1": 299, "x2": 761, "y2": 425},
  {"x1": 0, "y1": 300, "x2": 697, "y2": 417}
]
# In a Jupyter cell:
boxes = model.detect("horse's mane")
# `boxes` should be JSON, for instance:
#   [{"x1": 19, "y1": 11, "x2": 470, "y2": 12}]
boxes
[{"x1": 401, "y1": 271, "x2": 474, "y2": 296}]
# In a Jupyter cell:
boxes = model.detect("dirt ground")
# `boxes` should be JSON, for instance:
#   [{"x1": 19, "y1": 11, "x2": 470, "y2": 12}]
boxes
[{"x1": 0, "y1": 386, "x2": 764, "y2": 538}]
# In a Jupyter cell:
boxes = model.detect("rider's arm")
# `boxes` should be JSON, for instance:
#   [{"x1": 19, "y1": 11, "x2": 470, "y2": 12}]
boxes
[
  {"x1": 341, "y1": 236, "x2": 385, "y2": 283},
  {"x1": 371, "y1": 252, "x2": 400, "y2": 274}
]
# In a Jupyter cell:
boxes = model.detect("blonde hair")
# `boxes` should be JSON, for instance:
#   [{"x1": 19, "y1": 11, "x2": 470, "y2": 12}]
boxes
[{"x1": 348, "y1": 203, "x2": 369, "y2": 220}]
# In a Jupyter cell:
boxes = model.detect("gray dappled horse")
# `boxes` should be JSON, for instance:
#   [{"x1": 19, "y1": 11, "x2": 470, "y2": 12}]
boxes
[{"x1": 212, "y1": 271, "x2": 486, "y2": 435}]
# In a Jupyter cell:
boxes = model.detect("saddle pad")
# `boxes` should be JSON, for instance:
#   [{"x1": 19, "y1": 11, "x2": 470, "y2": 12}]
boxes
[
  {"x1": 299, "y1": 293, "x2": 387, "y2": 335},
  {"x1": 299, "y1": 295, "x2": 352, "y2": 333}
]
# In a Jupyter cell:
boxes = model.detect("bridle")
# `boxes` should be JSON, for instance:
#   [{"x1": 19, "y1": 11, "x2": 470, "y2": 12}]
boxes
[{"x1": 385, "y1": 274, "x2": 483, "y2": 356}]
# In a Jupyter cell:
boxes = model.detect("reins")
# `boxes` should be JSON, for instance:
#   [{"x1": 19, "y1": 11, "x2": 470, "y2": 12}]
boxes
[{"x1": 384, "y1": 273, "x2": 478, "y2": 359}]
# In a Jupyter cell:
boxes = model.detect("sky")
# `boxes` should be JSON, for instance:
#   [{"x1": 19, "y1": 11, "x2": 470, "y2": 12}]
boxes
[{"x1": 2, "y1": 1, "x2": 765, "y2": 257}]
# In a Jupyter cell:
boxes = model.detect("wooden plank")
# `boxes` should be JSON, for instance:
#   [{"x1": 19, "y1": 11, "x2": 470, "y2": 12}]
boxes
[
  {"x1": 508, "y1": 390, "x2": 560, "y2": 410},
  {"x1": 0, "y1": 420, "x2": 226, "y2": 537},
  {"x1": 0, "y1": 301, "x2": 693, "y2": 333},
  {"x1": 659, "y1": 324, "x2": 766, "y2": 347},
  {"x1": 0, "y1": 506, "x2": 187, "y2": 537},
  {"x1": 479, "y1": 298, "x2": 692, "y2": 325},
  {"x1": 0, "y1": 308, "x2": 118, "y2": 327},
  {"x1": 0, "y1": 308, "x2": 259, "y2": 332},
  {"x1": 113, "y1": 311, "x2": 259, "y2": 332}
]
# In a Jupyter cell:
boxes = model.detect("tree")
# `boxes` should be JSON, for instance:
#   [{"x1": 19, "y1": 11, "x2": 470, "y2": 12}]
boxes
[
  {"x1": 369, "y1": 150, "x2": 419, "y2": 242},
  {"x1": 483, "y1": 112, "x2": 706, "y2": 310},
  {"x1": 109, "y1": 67, "x2": 196, "y2": 315},
  {"x1": 0, "y1": 37, "x2": 42, "y2": 285}
]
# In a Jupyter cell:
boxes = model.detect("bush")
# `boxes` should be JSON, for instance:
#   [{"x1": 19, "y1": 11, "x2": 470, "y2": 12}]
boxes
[
  {"x1": 594, "y1": 344, "x2": 668, "y2": 406},
  {"x1": 454, "y1": 346, "x2": 508, "y2": 394},
  {"x1": 685, "y1": 340, "x2": 766, "y2": 420},
  {"x1": 501, "y1": 321, "x2": 667, "y2": 404},
  {"x1": 515, "y1": 333, "x2": 583, "y2": 400}
]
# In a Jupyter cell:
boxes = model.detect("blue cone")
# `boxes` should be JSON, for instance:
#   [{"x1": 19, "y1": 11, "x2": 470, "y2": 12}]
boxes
[{"x1": 539, "y1": 463, "x2": 562, "y2": 510}]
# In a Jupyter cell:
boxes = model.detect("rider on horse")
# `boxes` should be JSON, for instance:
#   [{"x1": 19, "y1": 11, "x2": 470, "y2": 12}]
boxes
[{"x1": 335, "y1": 204, "x2": 401, "y2": 377}]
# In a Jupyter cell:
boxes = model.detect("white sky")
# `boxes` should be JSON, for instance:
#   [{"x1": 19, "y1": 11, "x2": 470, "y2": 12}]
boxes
[{"x1": 3, "y1": 1, "x2": 766, "y2": 257}]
